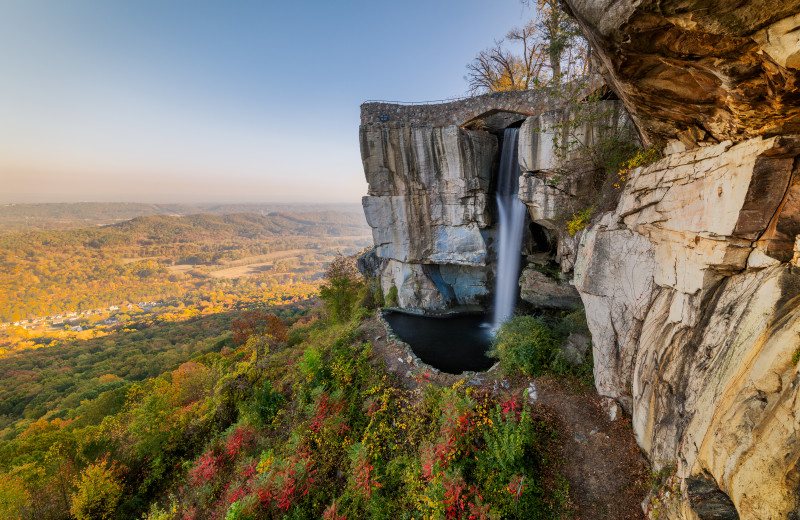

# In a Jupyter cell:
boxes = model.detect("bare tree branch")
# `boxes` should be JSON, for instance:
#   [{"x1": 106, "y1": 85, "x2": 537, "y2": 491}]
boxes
[{"x1": 465, "y1": 0, "x2": 588, "y2": 94}]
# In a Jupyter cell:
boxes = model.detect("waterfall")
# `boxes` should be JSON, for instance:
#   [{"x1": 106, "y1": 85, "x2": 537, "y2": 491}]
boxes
[{"x1": 492, "y1": 128, "x2": 526, "y2": 328}]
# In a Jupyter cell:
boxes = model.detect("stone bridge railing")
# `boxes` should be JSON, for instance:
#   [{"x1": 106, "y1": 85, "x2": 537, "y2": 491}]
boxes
[{"x1": 360, "y1": 88, "x2": 566, "y2": 127}]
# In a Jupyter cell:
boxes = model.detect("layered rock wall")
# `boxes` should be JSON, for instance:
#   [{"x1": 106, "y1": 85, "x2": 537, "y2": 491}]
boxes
[
  {"x1": 557, "y1": 2, "x2": 800, "y2": 517},
  {"x1": 518, "y1": 100, "x2": 638, "y2": 267},
  {"x1": 516, "y1": 100, "x2": 639, "y2": 307},
  {"x1": 360, "y1": 122, "x2": 497, "y2": 309},
  {"x1": 360, "y1": 21, "x2": 800, "y2": 511},
  {"x1": 564, "y1": 0, "x2": 800, "y2": 146},
  {"x1": 571, "y1": 136, "x2": 800, "y2": 518},
  {"x1": 360, "y1": 90, "x2": 600, "y2": 311}
]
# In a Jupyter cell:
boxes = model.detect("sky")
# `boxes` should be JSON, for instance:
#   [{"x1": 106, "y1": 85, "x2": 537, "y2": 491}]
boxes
[{"x1": 0, "y1": 0, "x2": 533, "y2": 204}]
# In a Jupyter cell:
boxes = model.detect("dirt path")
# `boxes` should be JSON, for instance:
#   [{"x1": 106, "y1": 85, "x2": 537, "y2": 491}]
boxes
[
  {"x1": 360, "y1": 315, "x2": 650, "y2": 520},
  {"x1": 535, "y1": 378, "x2": 649, "y2": 519}
]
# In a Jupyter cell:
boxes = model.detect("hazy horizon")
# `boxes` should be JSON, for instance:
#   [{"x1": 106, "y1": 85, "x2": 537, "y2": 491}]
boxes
[
  {"x1": 1, "y1": 1, "x2": 532, "y2": 205},
  {"x1": 0, "y1": 200, "x2": 365, "y2": 208}
]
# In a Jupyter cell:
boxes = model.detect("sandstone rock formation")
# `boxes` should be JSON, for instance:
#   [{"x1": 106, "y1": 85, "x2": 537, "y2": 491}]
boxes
[
  {"x1": 517, "y1": 99, "x2": 638, "y2": 273},
  {"x1": 556, "y1": 2, "x2": 800, "y2": 517},
  {"x1": 571, "y1": 135, "x2": 800, "y2": 518},
  {"x1": 360, "y1": 94, "x2": 631, "y2": 312},
  {"x1": 361, "y1": 8, "x2": 800, "y2": 511},
  {"x1": 518, "y1": 266, "x2": 581, "y2": 309},
  {"x1": 564, "y1": 0, "x2": 800, "y2": 146}
]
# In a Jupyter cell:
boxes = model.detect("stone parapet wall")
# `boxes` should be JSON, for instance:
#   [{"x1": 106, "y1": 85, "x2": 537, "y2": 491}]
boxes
[{"x1": 361, "y1": 88, "x2": 562, "y2": 126}]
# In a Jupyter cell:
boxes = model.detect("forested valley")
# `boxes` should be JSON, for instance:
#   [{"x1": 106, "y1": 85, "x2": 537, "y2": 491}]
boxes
[
  {"x1": 0, "y1": 253, "x2": 590, "y2": 520},
  {"x1": 0, "y1": 211, "x2": 371, "y2": 324}
]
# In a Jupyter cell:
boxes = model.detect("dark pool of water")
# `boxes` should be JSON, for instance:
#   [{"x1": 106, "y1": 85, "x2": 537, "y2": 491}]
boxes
[{"x1": 383, "y1": 311, "x2": 495, "y2": 374}]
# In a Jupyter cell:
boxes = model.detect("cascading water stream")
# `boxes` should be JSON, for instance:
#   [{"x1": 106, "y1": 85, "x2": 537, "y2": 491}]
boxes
[{"x1": 492, "y1": 128, "x2": 526, "y2": 329}]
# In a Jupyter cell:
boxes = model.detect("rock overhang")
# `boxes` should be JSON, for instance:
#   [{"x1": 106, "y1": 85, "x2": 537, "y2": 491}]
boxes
[{"x1": 564, "y1": 0, "x2": 800, "y2": 146}]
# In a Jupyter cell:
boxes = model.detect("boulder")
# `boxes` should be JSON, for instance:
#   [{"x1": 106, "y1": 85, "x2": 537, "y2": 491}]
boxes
[
  {"x1": 356, "y1": 247, "x2": 383, "y2": 278},
  {"x1": 560, "y1": 332, "x2": 591, "y2": 366},
  {"x1": 518, "y1": 266, "x2": 581, "y2": 310}
]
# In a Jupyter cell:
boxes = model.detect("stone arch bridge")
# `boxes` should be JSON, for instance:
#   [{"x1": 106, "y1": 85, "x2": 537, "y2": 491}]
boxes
[{"x1": 360, "y1": 87, "x2": 569, "y2": 128}]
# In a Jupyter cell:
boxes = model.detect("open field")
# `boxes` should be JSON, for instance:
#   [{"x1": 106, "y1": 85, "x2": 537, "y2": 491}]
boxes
[{"x1": 207, "y1": 250, "x2": 314, "y2": 278}]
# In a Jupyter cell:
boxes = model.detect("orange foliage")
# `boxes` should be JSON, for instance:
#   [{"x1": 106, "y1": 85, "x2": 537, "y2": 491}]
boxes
[{"x1": 232, "y1": 310, "x2": 288, "y2": 347}]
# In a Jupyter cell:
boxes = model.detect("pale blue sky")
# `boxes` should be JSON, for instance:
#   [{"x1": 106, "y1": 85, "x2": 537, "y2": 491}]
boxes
[{"x1": 0, "y1": 1, "x2": 532, "y2": 204}]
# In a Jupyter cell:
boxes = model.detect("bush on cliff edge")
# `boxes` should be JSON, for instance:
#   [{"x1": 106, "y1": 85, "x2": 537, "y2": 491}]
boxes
[
  {"x1": 491, "y1": 312, "x2": 593, "y2": 382},
  {"x1": 490, "y1": 316, "x2": 560, "y2": 376}
]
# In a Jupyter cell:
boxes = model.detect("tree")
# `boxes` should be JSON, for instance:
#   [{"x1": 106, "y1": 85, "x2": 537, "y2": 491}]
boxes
[
  {"x1": 319, "y1": 253, "x2": 363, "y2": 322},
  {"x1": 231, "y1": 310, "x2": 288, "y2": 348},
  {"x1": 0, "y1": 472, "x2": 28, "y2": 520},
  {"x1": 532, "y1": 0, "x2": 585, "y2": 80},
  {"x1": 465, "y1": 21, "x2": 547, "y2": 94},
  {"x1": 70, "y1": 460, "x2": 123, "y2": 520},
  {"x1": 465, "y1": 0, "x2": 587, "y2": 94}
]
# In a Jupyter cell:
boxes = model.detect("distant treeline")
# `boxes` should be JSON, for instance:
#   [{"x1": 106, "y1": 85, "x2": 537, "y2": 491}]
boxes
[{"x1": 0, "y1": 202, "x2": 366, "y2": 234}]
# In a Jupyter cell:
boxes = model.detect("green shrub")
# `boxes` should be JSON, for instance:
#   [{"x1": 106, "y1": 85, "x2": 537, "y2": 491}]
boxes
[
  {"x1": 550, "y1": 308, "x2": 590, "y2": 340},
  {"x1": 287, "y1": 327, "x2": 307, "y2": 347},
  {"x1": 360, "y1": 275, "x2": 385, "y2": 309},
  {"x1": 561, "y1": 309, "x2": 589, "y2": 335},
  {"x1": 480, "y1": 403, "x2": 535, "y2": 477},
  {"x1": 490, "y1": 316, "x2": 559, "y2": 376},
  {"x1": 385, "y1": 286, "x2": 399, "y2": 307},
  {"x1": 225, "y1": 498, "x2": 256, "y2": 520},
  {"x1": 473, "y1": 401, "x2": 565, "y2": 517},
  {"x1": 252, "y1": 382, "x2": 286, "y2": 425},
  {"x1": 548, "y1": 310, "x2": 594, "y2": 383},
  {"x1": 793, "y1": 347, "x2": 800, "y2": 366},
  {"x1": 299, "y1": 346, "x2": 323, "y2": 381},
  {"x1": 353, "y1": 306, "x2": 372, "y2": 322}
]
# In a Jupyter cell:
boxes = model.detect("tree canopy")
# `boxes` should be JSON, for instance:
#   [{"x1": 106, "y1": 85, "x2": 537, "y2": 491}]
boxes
[{"x1": 465, "y1": 0, "x2": 587, "y2": 94}]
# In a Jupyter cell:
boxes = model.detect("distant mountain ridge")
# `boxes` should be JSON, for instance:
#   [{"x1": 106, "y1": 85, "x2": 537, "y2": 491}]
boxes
[{"x1": 0, "y1": 202, "x2": 366, "y2": 234}]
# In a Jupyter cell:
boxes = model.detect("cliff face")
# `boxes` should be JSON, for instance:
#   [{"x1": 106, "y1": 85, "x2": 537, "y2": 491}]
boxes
[
  {"x1": 562, "y1": 1, "x2": 800, "y2": 518},
  {"x1": 360, "y1": 4, "x2": 800, "y2": 513},
  {"x1": 360, "y1": 122, "x2": 497, "y2": 309},
  {"x1": 571, "y1": 136, "x2": 800, "y2": 518},
  {"x1": 359, "y1": 91, "x2": 624, "y2": 312}
]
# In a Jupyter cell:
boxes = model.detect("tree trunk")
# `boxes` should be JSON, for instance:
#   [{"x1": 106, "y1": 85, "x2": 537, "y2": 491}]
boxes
[{"x1": 550, "y1": 49, "x2": 561, "y2": 82}]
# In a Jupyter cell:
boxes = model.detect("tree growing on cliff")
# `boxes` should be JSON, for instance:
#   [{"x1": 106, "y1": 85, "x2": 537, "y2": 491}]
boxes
[
  {"x1": 465, "y1": 0, "x2": 587, "y2": 93},
  {"x1": 465, "y1": 21, "x2": 548, "y2": 93},
  {"x1": 319, "y1": 253, "x2": 363, "y2": 322},
  {"x1": 527, "y1": 0, "x2": 585, "y2": 80}
]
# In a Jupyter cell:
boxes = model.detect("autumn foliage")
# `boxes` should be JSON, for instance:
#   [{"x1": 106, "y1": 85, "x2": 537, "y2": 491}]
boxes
[
  {"x1": 232, "y1": 310, "x2": 288, "y2": 347},
  {"x1": 0, "y1": 268, "x2": 572, "y2": 520}
]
